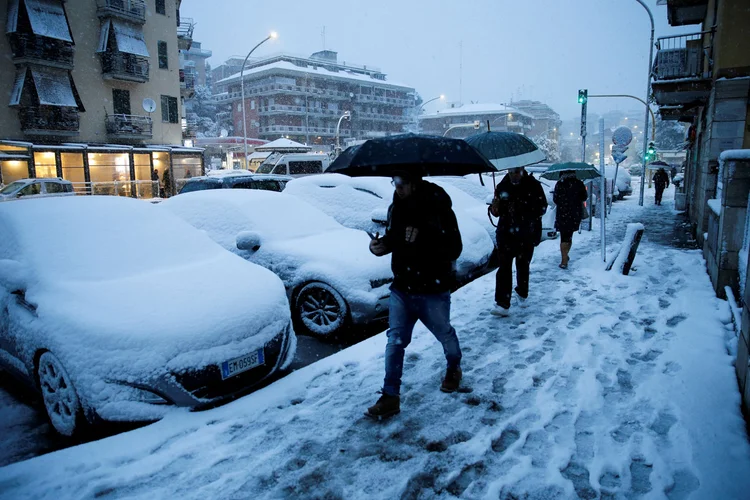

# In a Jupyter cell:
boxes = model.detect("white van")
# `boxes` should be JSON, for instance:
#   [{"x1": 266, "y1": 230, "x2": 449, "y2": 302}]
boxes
[{"x1": 255, "y1": 153, "x2": 331, "y2": 178}]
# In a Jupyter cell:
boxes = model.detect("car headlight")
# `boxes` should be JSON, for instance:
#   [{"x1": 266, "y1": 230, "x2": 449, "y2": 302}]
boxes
[{"x1": 370, "y1": 277, "x2": 393, "y2": 289}]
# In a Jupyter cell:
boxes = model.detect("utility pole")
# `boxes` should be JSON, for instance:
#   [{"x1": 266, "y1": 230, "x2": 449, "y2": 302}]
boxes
[
  {"x1": 579, "y1": 89, "x2": 591, "y2": 231},
  {"x1": 599, "y1": 117, "x2": 606, "y2": 261}
]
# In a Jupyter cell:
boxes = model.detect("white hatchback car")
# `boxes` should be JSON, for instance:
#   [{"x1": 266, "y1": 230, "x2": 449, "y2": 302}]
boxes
[
  {"x1": 0, "y1": 196, "x2": 295, "y2": 437},
  {"x1": 160, "y1": 190, "x2": 394, "y2": 338},
  {"x1": 0, "y1": 178, "x2": 74, "y2": 201}
]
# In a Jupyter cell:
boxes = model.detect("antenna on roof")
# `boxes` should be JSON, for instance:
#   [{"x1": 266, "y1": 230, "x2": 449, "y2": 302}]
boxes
[{"x1": 321, "y1": 26, "x2": 326, "y2": 50}]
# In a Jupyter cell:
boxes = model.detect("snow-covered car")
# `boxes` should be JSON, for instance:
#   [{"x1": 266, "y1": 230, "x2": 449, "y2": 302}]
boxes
[
  {"x1": 160, "y1": 190, "x2": 394, "y2": 337},
  {"x1": 0, "y1": 196, "x2": 295, "y2": 437},
  {"x1": 605, "y1": 165, "x2": 633, "y2": 199},
  {"x1": 283, "y1": 174, "x2": 497, "y2": 285},
  {"x1": 179, "y1": 173, "x2": 292, "y2": 195},
  {"x1": 0, "y1": 178, "x2": 74, "y2": 201}
]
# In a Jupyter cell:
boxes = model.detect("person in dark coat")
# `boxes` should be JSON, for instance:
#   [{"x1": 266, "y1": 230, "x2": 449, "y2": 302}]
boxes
[
  {"x1": 653, "y1": 168, "x2": 670, "y2": 206},
  {"x1": 490, "y1": 167, "x2": 547, "y2": 317},
  {"x1": 366, "y1": 171, "x2": 464, "y2": 419},
  {"x1": 553, "y1": 171, "x2": 588, "y2": 269}
]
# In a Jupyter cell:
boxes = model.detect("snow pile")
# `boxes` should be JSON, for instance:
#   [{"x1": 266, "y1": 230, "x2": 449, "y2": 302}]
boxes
[
  {"x1": 0, "y1": 196, "x2": 292, "y2": 416},
  {"x1": 1, "y1": 186, "x2": 749, "y2": 498},
  {"x1": 608, "y1": 222, "x2": 645, "y2": 274},
  {"x1": 707, "y1": 199, "x2": 722, "y2": 216},
  {"x1": 159, "y1": 190, "x2": 393, "y2": 318}
]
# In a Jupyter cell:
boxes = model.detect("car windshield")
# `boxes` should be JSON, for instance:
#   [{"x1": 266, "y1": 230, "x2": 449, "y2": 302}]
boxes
[
  {"x1": 179, "y1": 179, "x2": 222, "y2": 193},
  {"x1": 255, "y1": 162, "x2": 275, "y2": 174},
  {"x1": 0, "y1": 181, "x2": 26, "y2": 195}
]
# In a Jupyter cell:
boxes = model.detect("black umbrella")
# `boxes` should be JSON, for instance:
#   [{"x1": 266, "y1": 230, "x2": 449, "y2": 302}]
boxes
[
  {"x1": 326, "y1": 133, "x2": 497, "y2": 178},
  {"x1": 464, "y1": 131, "x2": 546, "y2": 171}
]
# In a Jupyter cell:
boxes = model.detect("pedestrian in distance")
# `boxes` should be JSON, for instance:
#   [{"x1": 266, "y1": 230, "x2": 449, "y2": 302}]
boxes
[
  {"x1": 366, "y1": 171, "x2": 464, "y2": 420},
  {"x1": 553, "y1": 171, "x2": 588, "y2": 269},
  {"x1": 653, "y1": 167, "x2": 670, "y2": 206},
  {"x1": 490, "y1": 166, "x2": 548, "y2": 317},
  {"x1": 152, "y1": 169, "x2": 161, "y2": 198}
]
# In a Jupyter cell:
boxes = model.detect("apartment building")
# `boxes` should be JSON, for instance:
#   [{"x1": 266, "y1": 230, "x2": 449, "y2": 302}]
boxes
[
  {"x1": 510, "y1": 100, "x2": 562, "y2": 142},
  {"x1": 418, "y1": 103, "x2": 535, "y2": 139},
  {"x1": 0, "y1": 0, "x2": 203, "y2": 197},
  {"x1": 211, "y1": 50, "x2": 417, "y2": 151},
  {"x1": 652, "y1": 0, "x2": 750, "y2": 416}
]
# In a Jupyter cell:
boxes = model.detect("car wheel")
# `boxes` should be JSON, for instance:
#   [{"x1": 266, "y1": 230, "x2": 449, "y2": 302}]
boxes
[
  {"x1": 294, "y1": 282, "x2": 348, "y2": 337},
  {"x1": 37, "y1": 351, "x2": 85, "y2": 437}
]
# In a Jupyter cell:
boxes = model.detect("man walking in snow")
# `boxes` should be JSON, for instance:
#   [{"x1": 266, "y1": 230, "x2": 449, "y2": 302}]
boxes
[
  {"x1": 653, "y1": 167, "x2": 670, "y2": 206},
  {"x1": 366, "y1": 171, "x2": 463, "y2": 419},
  {"x1": 490, "y1": 166, "x2": 548, "y2": 316}
]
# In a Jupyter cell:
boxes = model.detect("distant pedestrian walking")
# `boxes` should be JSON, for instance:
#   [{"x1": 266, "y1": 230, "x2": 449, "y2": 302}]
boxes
[
  {"x1": 152, "y1": 169, "x2": 161, "y2": 197},
  {"x1": 553, "y1": 171, "x2": 588, "y2": 269},
  {"x1": 490, "y1": 167, "x2": 548, "y2": 317},
  {"x1": 654, "y1": 168, "x2": 670, "y2": 206},
  {"x1": 366, "y1": 172, "x2": 464, "y2": 419}
]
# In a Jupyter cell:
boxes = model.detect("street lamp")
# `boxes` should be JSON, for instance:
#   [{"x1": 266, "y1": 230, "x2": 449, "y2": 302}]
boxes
[
  {"x1": 416, "y1": 95, "x2": 444, "y2": 133},
  {"x1": 241, "y1": 31, "x2": 277, "y2": 167},
  {"x1": 335, "y1": 110, "x2": 351, "y2": 156},
  {"x1": 634, "y1": 0, "x2": 655, "y2": 206}
]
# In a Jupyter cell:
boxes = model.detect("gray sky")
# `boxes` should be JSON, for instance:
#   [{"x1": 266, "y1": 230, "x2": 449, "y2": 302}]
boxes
[{"x1": 182, "y1": 0, "x2": 693, "y2": 121}]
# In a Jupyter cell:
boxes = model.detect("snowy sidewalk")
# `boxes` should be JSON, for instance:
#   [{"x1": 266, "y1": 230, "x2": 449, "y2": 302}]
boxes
[{"x1": 1, "y1": 187, "x2": 749, "y2": 499}]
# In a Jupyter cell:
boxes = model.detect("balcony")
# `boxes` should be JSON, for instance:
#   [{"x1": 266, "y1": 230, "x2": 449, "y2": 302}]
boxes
[
  {"x1": 8, "y1": 34, "x2": 74, "y2": 70},
  {"x1": 652, "y1": 31, "x2": 713, "y2": 107},
  {"x1": 100, "y1": 52, "x2": 149, "y2": 83},
  {"x1": 661, "y1": 0, "x2": 708, "y2": 27},
  {"x1": 105, "y1": 114, "x2": 153, "y2": 140},
  {"x1": 177, "y1": 18, "x2": 195, "y2": 51},
  {"x1": 96, "y1": 0, "x2": 146, "y2": 24},
  {"x1": 182, "y1": 120, "x2": 198, "y2": 138},
  {"x1": 19, "y1": 107, "x2": 79, "y2": 136},
  {"x1": 180, "y1": 68, "x2": 196, "y2": 97}
]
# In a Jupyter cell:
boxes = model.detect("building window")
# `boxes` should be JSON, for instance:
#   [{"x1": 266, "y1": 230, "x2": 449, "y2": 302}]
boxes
[
  {"x1": 251, "y1": 100, "x2": 256, "y2": 110},
  {"x1": 113, "y1": 89, "x2": 131, "y2": 115},
  {"x1": 155, "y1": 0, "x2": 166, "y2": 15},
  {"x1": 158, "y1": 41, "x2": 168, "y2": 69},
  {"x1": 161, "y1": 95, "x2": 178, "y2": 123}
]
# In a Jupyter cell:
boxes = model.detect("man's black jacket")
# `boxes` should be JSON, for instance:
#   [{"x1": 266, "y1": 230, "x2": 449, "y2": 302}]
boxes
[{"x1": 380, "y1": 180, "x2": 462, "y2": 294}]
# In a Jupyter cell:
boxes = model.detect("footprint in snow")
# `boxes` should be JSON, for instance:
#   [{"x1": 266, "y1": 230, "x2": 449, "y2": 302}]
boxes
[
  {"x1": 630, "y1": 456, "x2": 654, "y2": 494},
  {"x1": 665, "y1": 469, "x2": 701, "y2": 500},
  {"x1": 666, "y1": 314, "x2": 687, "y2": 327},
  {"x1": 659, "y1": 298, "x2": 671, "y2": 310},
  {"x1": 491, "y1": 426, "x2": 521, "y2": 454},
  {"x1": 663, "y1": 361, "x2": 682, "y2": 375}
]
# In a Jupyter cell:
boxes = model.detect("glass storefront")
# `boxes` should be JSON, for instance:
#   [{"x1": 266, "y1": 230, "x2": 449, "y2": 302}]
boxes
[
  {"x1": 88, "y1": 152, "x2": 131, "y2": 197},
  {"x1": 173, "y1": 154, "x2": 203, "y2": 194},
  {"x1": 0, "y1": 160, "x2": 29, "y2": 185},
  {"x1": 61, "y1": 153, "x2": 86, "y2": 193},
  {"x1": 134, "y1": 153, "x2": 156, "y2": 199},
  {"x1": 34, "y1": 151, "x2": 58, "y2": 178}
]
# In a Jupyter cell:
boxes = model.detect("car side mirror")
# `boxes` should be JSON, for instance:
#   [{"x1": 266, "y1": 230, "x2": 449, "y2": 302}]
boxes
[
  {"x1": 236, "y1": 231, "x2": 262, "y2": 252},
  {"x1": 0, "y1": 259, "x2": 28, "y2": 292},
  {"x1": 370, "y1": 208, "x2": 387, "y2": 224}
]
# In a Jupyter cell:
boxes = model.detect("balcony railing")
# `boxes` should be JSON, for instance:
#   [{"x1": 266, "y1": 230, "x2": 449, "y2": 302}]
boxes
[
  {"x1": 182, "y1": 120, "x2": 198, "y2": 138},
  {"x1": 654, "y1": 30, "x2": 713, "y2": 81},
  {"x1": 177, "y1": 18, "x2": 195, "y2": 50},
  {"x1": 96, "y1": 0, "x2": 146, "y2": 24},
  {"x1": 180, "y1": 69, "x2": 196, "y2": 93},
  {"x1": 8, "y1": 33, "x2": 74, "y2": 69},
  {"x1": 19, "y1": 107, "x2": 79, "y2": 135},
  {"x1": 105, "y1": 114, "x2": 153, "y2": 138},
  {"x1": 100, "y1": 52, "x2": 150, "y2": 82}
]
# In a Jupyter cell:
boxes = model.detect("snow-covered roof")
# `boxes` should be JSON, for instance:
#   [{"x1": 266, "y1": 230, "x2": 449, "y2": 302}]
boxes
[
  {"x1": 217, "y1": 59, "x2": 413, "y2": 90},
  {"x1": 254, "y1": 138, "x2": 312, "y2": 152},
  {"x1": 420, "y1": 104, "x2": 534, "y2": 120}
]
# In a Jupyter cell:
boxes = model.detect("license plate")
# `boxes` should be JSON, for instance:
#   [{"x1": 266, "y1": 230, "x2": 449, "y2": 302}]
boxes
[{"x1": 220, "y1": 349, "x2": 264, "y2": 380}]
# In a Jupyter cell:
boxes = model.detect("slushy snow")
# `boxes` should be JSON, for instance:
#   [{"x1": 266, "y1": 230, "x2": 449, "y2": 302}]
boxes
[{"x1": 1, "y1": 185, "x2": 749, "y2": 499}]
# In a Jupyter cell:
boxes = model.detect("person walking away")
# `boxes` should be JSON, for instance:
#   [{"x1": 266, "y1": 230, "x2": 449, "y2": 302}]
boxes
[
  {"x1": 152, "y1": 168, "x2": 161, "y2": 198},
  {"x1": 366, "y1": 172, "x2": 464, "y2": 419},
  {"x1": 490, "y1": 167, "x2": 548, "y2": 317},
  {"x1": 553, "y1": 171, "x2": 588, "y2": 269},
  {"x1": 653, "y1": 167, "x2": 670, "y2": 206},
  {"x1": 163, "y1": 168, "x2": 172, "y2": 198}
]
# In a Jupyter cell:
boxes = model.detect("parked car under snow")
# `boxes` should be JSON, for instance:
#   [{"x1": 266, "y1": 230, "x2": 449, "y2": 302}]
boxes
[
  {"x1": 0, "y1": 196, "x2": 296, "y2": 437},
  {"x1": 283, "y1": 174, "x2": 497, "y2": 286},
  {"x1": 160, "y1": 190, "x2": 394, "y2": 338}
]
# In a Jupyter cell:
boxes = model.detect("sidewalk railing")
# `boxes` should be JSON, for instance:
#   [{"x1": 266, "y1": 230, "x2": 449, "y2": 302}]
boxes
[{"x1": 70, "y1": 180, "x2": 160, "y2": 198}]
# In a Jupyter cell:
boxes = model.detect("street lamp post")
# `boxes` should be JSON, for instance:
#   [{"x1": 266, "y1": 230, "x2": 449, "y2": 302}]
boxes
[
  {"x1": 416, "y1": 94, "x2": 444, "y2": 133},
  {"x1": 335, "y1": 110, "x2": 351, "y2": 156},
  {"x1": 241, "y1": 32, "x2": 277, "y2": 167},
  {"x1": 634, "y1": 0, "x2": 655, "y2": 206}
]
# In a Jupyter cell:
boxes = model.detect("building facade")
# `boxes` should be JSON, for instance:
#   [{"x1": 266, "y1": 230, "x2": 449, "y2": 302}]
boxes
[
  {"x1": 0, "y1": 0, "x2": 203, "y2": 197},
  {"x1": 510, "y1": 100, "x2": 562, "y2": 142},
  {"x1": 418, "y1": 103, "x2": 535, "y2": 139},
  {"x1": 211, "y1": 50, "x2": 417, "y2": 147},
  {"x1": 652, "y1": 0, "x2": 750, "y2": 417}
]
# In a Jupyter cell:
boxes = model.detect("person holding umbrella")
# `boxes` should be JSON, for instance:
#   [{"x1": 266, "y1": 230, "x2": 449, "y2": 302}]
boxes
[
  {"x1": 653, "y1": 167, "x2": 670, "y2": 206},
  {"x1": 553, "y1": 170, "x2": 588, "y2": 269},
  {"x1": 490, "y1": 166, "x2": 548, "y2": 317},
  {"x1": 365, "y1": 170, "x2": 464, "y2": 419}
]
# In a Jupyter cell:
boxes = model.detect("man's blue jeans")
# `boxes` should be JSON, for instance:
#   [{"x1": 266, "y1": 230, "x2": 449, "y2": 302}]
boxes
[{"x1": 383, "y1": 288, "x2": 462, "y2": 396}]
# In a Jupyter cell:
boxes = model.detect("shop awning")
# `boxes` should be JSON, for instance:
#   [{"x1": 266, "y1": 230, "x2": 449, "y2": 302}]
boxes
[
  {"x1": 98, "y1": 19, "x2": 149, "y2": 57},
  {"x1": 7, "y1": 0, "x2": 74, "y2": 43},
  {"x1": 10, "y1": 67, "x2": 82, "y2": 108}
]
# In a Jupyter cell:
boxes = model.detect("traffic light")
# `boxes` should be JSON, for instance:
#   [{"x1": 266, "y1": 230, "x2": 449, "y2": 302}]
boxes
[
  {"x1": 646, "y1": 141, "x2": 656, "y2": 162},
  {"x1": 578, "y1": 89, "x2": 588, "y2": 104}
]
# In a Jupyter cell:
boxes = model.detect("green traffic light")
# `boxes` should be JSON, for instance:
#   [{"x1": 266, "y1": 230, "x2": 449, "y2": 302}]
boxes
[{"x1": 578, "y1": 89, "x2": 588, "y2": 104}]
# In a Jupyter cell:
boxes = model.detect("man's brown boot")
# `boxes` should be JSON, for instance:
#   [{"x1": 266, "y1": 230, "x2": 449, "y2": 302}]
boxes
[
  {"x1": 365, "y1": 393, "x2": 400, "y2": 419},
  {"x1": 440, "y1": 367, "x2": 462, "y2": 393}
]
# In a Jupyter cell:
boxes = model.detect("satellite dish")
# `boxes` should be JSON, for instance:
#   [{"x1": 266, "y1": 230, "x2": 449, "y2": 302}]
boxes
[
  {"x1": 220, "y1": 128, "x2": 228, "y2": 138},
  {"x1": 142, "y1": 98, "x2": 156, "y2": 113}
]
